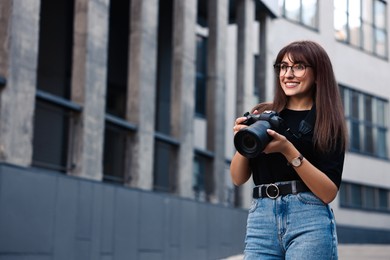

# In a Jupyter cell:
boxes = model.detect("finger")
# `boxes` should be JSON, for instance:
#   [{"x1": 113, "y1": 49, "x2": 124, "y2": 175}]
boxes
[
  {"x1": 235, "y1": 117, "x2": 246, "y2": 125},
  {"x1": 233, "y1": 124, "x2": 248, "y2": 134},
  {"x1": 267, "y1": 129, "x2": 275, "y2": 134},
  {"x1": 234, "y1": 124, "x2": 245, "y2": 131},
  {"x1": 266, "y1": 129, "x2": 277, "y2": 136},
  {"x1": 267, "y1": 129, "x2": 285, "y2": 141}
]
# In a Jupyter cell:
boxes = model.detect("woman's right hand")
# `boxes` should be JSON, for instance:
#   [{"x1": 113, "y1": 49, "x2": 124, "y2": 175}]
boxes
[
  {"x1": 233, "y1": 116, "x2": 248, "y2": 135},
  {"x1": 233, "y1": 110, "x2": 259, "y2": 135},
  {"x1": 230, "y1": 110, "x2": 259, "y2": 186}
]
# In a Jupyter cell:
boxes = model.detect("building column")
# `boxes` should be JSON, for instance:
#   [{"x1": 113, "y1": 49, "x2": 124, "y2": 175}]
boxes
[
  {"x1": 0, "y1": 0, "x2": 40, "y2": 166},
  {"x1": 235, "y1": 0, "x2": 255, "y2": 207},
  {"x1": 206, "y1": 0, "x2": 229, "y2": 203},
  {"x1": 236, "y1": 0, "x2": 255, "y2": 111},
  {"x1": 257, "y1": 11, "x2": 268, "y2": 102},
  {"x1": 171, "y1": 0, "x2": 197, "y2": 198},
  {"x1": 70, "y1": 0, "x2": 110, "y2": 180},
  {"x1": 127, "y1": 0, "x2": 159, "y2": 190}
]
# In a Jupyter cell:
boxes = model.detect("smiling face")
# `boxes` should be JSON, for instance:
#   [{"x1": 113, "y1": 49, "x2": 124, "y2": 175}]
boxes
[{"x1": 278, "y1": 53, "x2": 316, "y2": 108}]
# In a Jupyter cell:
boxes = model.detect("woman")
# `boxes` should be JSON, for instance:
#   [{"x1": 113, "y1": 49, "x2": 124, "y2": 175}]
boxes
[{"x1": 230, "y1": 40, "x2": 347, "y2": 259}]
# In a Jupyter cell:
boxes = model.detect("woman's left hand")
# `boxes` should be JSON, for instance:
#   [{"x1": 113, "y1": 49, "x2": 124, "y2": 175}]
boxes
[
  {"x1": 264, "y1": 130, "x2": 339, "y2": 204},
  {"x1": 263, "y1": 129, "x2": 292, "y2": 155}
]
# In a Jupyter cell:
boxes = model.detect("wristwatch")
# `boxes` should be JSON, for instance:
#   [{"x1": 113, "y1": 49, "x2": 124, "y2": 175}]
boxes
[{"x1": 289, "y1": 154, "x2": 303, "y2": 167}]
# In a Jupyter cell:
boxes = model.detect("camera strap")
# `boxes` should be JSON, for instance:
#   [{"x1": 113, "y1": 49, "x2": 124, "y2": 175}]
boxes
[{"x1": 286, "y1": 104, "x2": 316, "y2": 139}]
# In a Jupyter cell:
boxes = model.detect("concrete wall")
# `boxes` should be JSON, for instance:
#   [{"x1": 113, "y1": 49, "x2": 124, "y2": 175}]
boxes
[{"x1": 0, "y1": 163, "x2": 247, "y2": 259}]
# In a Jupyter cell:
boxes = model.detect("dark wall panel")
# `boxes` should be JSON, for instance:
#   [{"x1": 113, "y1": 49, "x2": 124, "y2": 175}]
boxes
[
  {"x1": 3, "y1": 163, "x2": 390, "y2": 259},
  {"x1": 114, "y1": 188, "x2": 139, "y2": 260},
  {"x1": 0, "y1": 166, "x2": 56, "y2": 253},
  {"x1": 0, "y1": 163, "x2": 247, "y2": 260},
  {"x1": 53, "y1": 176, "x2": 78, "y2": 260}
]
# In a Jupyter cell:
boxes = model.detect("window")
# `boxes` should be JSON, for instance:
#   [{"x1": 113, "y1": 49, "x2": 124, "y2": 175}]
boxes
[
  {"x1": 379, "y1": 188, "x2": 389, "y2": 210},
  {"x1": 0, "y1": 76, "x2": 6, "y2": 87},
  {"x1": 195, "y1": 0, "x2": 208, "y2": 118},
  {"x1": 33, "y1": 0, "x2": 79, "y2": 172},
  {"x1": 334, "y1": 0, "x2": 388, "y2": 58},
  {"x1": 153, "y1": 137, "x2": 178, "y2": 193},
  {"x1": 103, "y1": 121, "x2": 130, "y2": 184},
  {"x1": 350, "y1": 183, "x2": 363, "y2": 207},
  {"x1": 340, "y1": 182, "x2": 390, "y2": 212},
  {"x1": 195, "y1": 31, "x2": 208, "y2": 117},
  {"x1": 280, "y1": 0, "x2": 319, "y2": 29},
  {"x1": 254, "y1": 55, "x2": 259, "y2": 96},
  {"x1": 155, "y1": 0, "x2": 173, "y2": 135},
  {"x1": 153, "y1": 0, "x2": 178, "y2": 193},
  {"x1": 193, "y1": 153, "x2": 207, "y2": 201},
  {"x1": 341, "y1": 85, "x2": 388, "y2": 159},
  {"x1": 103, "y1": 0, "x2": 132, "y2": 184},
  {"x1": 193, "y1": 150, "x2": 213, "y2": 202}
]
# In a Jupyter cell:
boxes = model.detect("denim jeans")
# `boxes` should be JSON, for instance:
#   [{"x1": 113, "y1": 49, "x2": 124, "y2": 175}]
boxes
[{"x1": 244, "y1": 192, "x2": 338, "y2": 260}]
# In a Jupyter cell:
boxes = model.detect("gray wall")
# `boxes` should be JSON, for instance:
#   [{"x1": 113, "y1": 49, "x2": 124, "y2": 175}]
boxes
[{"x1": 0, "y1": 163, "x2": 247, "y2": 260}]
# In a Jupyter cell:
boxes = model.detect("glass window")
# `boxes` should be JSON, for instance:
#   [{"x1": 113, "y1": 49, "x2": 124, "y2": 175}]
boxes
[
  {"x1": 364, "y1": 96, "x2": 374, "y2": 153},
  {"x1": 379, "y1": 188, "x2": 389, "y2": 210},
  {"x1": 153, "y1": 140, "x2": 176, "y2": 193},
  {"x1": 364, "y1": 187, "x2": 376, "y2": 209},
  {"x1": 284, "y1": 0, "x2": 300, "y2": 22},
  {"x1": 335, "y1": 0, "x2": 348, "y2": 41},
  {"x1": 103, "y1": 0, "x2": 132, "y2": 184},
  {"x1": 193, "y1": 153, "x2": 207, "y2": 201},
  {"x1": 301, "y1": 0, "x2": 318, "y2": 28},
  {"x1": 348, "y1": 0, "x2": 362, "y2": 47},
  {"x1": 33, "y1": 0, "x2": 76, "y2": 172},
  {"x1": 335, "y1": 0, "x2": 388, "y2": 58},
  {"x1": 33, "y1": 101, "x2": 70, "y2": 171},
  {"x1": 374, "y1": 0, "x2": 387, "y2": 29},
  {"x1": 281, "y1": 0, "x2": 318, "y2": 29},
  {"x1": 350, "y1": 90, "x2": 361, "y2": 151},
  {"x1": 375, "y1": 29, "x2": 387, "y2": 57},
  {"x1": 363, "y1": 23, "x2": 374, "y2": 52},
  {"x1": 153, "y1": 0, "x2": 178, "y2": 195},
  {"x1": 351, "y1": 183, "x2": 363, "y2": 207},
  {"x1": 105, "y1": 0, "x2": 129, "y2": 118},
  {"x1": 339, "y1": 183, "x2": 349, "y2": 207},
  {"x1": 195, "y1": 34, "x2": 208, "y2": 117},
  {"x1": 103, "y1": 124, "x2": 127, "y2": 183},
  {"x1": 340, "y1": 182, "x2": 390, "y2": 213},
  {"x1": 341, "y1": 85, "x2": 388, "y2": 159},
  {"x1": 155, "y1": 0, "x2": 173, "y2": 134}
]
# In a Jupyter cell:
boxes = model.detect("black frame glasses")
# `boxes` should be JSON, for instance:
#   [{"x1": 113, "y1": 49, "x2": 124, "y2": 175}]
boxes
[{"x1": 273, "y1": 63, "x2": 312, "y2": 77}]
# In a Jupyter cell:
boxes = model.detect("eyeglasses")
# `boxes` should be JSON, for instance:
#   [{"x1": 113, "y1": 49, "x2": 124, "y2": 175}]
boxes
[{"x1": 274, "y1": 63, "x2": 312, "y2": 77}]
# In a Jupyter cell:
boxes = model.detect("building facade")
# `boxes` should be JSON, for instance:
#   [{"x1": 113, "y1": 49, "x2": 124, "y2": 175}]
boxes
[{"x1": 0, "y1": 0, "x2": 389, "y2": 259}]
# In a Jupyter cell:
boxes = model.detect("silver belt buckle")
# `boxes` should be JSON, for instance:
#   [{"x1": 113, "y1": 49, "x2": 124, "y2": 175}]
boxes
[{"x1": 265, "y1": 183, "x2": 280, "y2": 199}]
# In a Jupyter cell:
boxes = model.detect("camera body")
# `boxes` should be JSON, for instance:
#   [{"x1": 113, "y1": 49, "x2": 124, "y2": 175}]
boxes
[{"x1": 234, "y1": 110, "x2": 284, "y2": 158}]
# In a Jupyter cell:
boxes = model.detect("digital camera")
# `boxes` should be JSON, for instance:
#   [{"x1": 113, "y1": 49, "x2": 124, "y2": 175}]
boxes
[{"x1": 234, "y1": 110, "x2": 284, "y2": 158}]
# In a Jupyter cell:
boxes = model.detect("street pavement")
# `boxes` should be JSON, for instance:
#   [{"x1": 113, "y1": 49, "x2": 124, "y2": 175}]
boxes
[{"x1": 223, "y1": 244, "x2": 390, "y2": 259}]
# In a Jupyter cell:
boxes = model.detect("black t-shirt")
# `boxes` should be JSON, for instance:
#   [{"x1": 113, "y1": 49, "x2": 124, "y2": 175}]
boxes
[{"x1": 249, "y1": 109, "x2": 345, "y2": 188}]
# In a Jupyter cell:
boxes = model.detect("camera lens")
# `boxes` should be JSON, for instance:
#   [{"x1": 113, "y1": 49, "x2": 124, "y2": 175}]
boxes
[
  {"x1": 234, "y1": 120, "x2": 272, "y2": 158},
  {"x1": 242, "y1": 135, "x2": 257, "y2": 150}
]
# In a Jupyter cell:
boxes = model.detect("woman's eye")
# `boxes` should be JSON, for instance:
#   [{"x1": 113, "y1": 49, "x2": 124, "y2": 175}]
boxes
[{"x1": 280, "y1": 65, "x2": 288, "y2": 70}]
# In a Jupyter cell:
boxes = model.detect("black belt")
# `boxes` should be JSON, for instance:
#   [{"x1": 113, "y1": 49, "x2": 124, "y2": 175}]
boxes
[{"x1": 252, "y1": 181, "x2": 310, "y2": 199}]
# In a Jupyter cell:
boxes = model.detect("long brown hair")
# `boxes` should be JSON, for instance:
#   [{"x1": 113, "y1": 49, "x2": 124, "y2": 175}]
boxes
[{"x1": 253, "y1": 41, "x2": 347, "y2": 153}]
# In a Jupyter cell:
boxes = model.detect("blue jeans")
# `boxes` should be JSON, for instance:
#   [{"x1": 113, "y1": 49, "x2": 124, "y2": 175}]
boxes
[{"x1": 244, "y1": 192, "x2": 338, "y2": 259}]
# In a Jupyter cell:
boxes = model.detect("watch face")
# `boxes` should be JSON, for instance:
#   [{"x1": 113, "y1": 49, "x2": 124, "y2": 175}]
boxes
[{"x1": 292, "y1": 157, "x2": 302, "y2": 167}]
